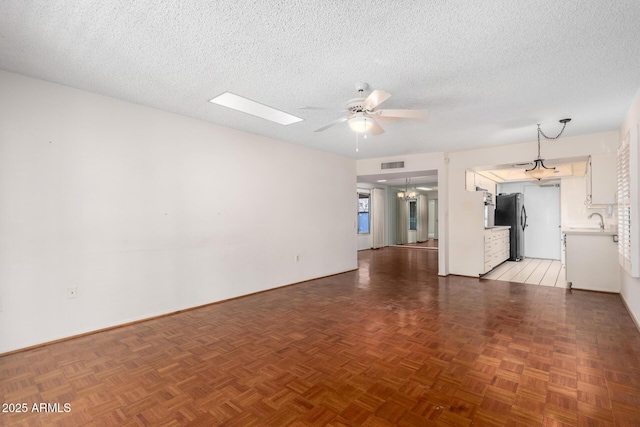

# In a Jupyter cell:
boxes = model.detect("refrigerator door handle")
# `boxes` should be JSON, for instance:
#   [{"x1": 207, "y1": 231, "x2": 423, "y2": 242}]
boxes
[{"x1": 521, "y1": 205, "x2": 528, "y2": 231}]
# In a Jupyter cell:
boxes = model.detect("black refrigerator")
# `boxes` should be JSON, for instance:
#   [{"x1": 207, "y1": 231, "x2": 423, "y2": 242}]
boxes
[{"x1": 495, "y1": 193, "x2": 527, "y2": 261}]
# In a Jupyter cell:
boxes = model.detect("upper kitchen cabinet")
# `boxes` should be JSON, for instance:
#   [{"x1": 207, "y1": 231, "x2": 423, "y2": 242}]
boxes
[
  {"x1": 465, "y1": 170, "x2": 496, "y2": 195},
  {"x1": 586, "y1": 154, "x2": 617, "y2": 206},
  {"x1": 465, "y1": 170, "x2": 474, "y2": 191}
]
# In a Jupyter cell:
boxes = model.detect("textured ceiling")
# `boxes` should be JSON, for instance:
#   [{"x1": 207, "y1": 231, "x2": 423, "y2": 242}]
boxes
[{"x1": 1, "y1": 1, "x2": 640, "y2": 159}]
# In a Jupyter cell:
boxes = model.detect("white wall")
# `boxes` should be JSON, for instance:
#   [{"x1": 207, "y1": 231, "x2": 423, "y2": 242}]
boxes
[
  {"x1": 560, "y1": 177, "x2": 614, "y2": 229},
  {"x1": 448, "y1": 131, "x2": 619, "y2": 277},
  {"x1": 0, "y1": 71, "x2": 357, "y2": 353},
  {"x1": 619, "y1": 87, "x2": 640, "y2": 327}
]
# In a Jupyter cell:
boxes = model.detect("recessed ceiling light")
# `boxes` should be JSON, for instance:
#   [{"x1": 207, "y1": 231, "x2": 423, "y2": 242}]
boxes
[
  {"x1": 377, "y1": 179, "x2": 387, "y2": 182},
  {"x1": 209, "y1": 92, "x2": 303, "y2": 125}
]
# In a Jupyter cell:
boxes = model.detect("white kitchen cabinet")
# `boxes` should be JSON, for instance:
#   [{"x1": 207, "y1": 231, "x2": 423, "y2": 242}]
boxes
[
  {"x1": 586, "y1": 154, "x2": 617, "y2": 206},
  {"x1": 465, "y1": 170, "x2": 497, "y2": 199},
  {"x1": 465, "y1": 170, "x2": 475, "y2": 191},
  {"x1": 564, "y1": 230, "x2": 620, "y2": 292},
  {"x1": 484, "y1": 227, "x2": 510, "y2": 273}
]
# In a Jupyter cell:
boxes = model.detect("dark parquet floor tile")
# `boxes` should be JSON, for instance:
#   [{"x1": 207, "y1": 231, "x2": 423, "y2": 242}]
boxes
[{"x1": 1, "y1": 247, "x2": 640, "y2": 426}]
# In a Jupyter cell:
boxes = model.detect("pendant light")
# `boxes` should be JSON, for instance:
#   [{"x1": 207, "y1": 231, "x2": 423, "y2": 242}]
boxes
[
  {"x1": 397, "y1": 178, "x2": 417, "y2": 201},
  {"x1": 524, "y1": 118, "x2": 571, "y2": 180}
]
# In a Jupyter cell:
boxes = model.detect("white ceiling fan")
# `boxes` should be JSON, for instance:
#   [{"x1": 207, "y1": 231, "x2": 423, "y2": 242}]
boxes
[{"x1": 309, "y1": 83, "x2": 427, "y2": 135}]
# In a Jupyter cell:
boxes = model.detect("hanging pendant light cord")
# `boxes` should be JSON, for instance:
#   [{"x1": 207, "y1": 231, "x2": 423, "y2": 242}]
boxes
[
  {"x1": 536, "y1": 126, "x2": 542, "y2": 160},
  {"x1": 527, "y1": 119, "x2": 571, "y2": 177},
  {"x1": 538, "y1": 120, "x2": 568, "y2": 140},
  {"x1": 536, "y1": 120, "x2": 568, "y2": 159}
]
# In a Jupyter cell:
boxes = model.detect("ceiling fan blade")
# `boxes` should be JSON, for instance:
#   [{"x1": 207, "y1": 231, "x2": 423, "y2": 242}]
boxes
[
  {"x1": 376, "y1": 109, "x2": 428, "y2": 119},
  {"x1": 363, "y1": 90, "x2": 391, "y2": 111},
  {"x1": 314, "y1": 116, "x2": 348, "y2": 132},
  {"x1": 368, "y1": 119, "x2": 385, "y2": 135}
]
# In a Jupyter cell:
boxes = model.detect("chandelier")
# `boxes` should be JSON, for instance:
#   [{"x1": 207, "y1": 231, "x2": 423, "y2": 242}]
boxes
[
  {"x1": 524, "y1": 118, "x2": 571, "y2": 180},
  {"x1": 397, "y1": 178, "x2": 417, "y2": 201}
]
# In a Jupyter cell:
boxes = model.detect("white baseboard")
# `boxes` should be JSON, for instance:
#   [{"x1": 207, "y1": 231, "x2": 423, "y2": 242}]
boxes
[{"x1": 620, "y1": 292, "x2": 640, "y2": 333}]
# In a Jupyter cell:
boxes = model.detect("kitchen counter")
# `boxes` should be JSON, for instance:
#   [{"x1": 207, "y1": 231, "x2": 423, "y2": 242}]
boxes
[
  {"x1": 485, "y1": 226, "x2": 511, "y2": 231},
  {"x1": 562, "y1": 227, "x2": 617, "y2": 236}
]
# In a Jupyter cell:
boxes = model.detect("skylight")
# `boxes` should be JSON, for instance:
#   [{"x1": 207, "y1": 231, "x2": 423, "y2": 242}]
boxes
[{"x1": 209, "y1": 92, "x2": 303, "y2": 125}]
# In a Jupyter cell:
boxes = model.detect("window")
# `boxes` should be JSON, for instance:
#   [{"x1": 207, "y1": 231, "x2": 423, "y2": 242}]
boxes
[
  {"x1": 618, "y1": 131, "x2": 635, "y2": 276},
  {"x1": 358, "y1": 193, "x2": 370, "y2": 234},
  {"x1": 409, "y1": 200, "x2": 417, "y2": 231},
  {"x1": 618, "y1": 133, "x2": 630, "y2": 272}
]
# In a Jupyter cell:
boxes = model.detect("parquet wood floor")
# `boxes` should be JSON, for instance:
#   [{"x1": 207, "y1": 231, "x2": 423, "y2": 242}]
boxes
[
  {"x1": 2, "y1": 247, "x2": 640, "y2": 426},
  {"x1": 394, "y1": 239, "x2": 439, "y2": 249}
]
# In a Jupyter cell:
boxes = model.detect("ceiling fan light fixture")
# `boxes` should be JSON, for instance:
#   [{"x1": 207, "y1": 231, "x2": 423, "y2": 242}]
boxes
[{"x1": 348, "y1": 113, "x2": 374, "y2": 133}]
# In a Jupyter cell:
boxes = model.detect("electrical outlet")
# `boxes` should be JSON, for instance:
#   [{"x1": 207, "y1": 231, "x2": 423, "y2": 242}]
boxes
[
  {"x1": 295, "y1": 255, "x2": 300, "y2": 262},
  {"x1": 67, "y1": 287, "x2": 78, "y2": 299}
]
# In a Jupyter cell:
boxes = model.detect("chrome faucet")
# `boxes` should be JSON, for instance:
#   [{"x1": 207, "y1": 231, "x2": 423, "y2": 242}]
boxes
[{"x1": 588, "y1": 212, "x2": 604, "y2": 230}]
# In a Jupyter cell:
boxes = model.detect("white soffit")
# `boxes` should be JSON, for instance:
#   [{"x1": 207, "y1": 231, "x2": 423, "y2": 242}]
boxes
[
  {"x1": 477, "y1": 161, "x2": 587, "y2": 182},
  {"x1": 1, "y1": 1, "x2": 639, "y2": 159}
]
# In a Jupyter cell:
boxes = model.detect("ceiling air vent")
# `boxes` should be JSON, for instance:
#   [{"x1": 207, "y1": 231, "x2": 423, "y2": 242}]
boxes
[{"x1": 381, "y1": 161, "x2": 405, "y2": 170}]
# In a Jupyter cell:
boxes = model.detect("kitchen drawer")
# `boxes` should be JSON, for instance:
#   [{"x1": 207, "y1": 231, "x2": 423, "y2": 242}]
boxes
[
  {"x1": 483, "y1": 228, "x2": 511, "y2": 274},
  {"x1": 485, "y1": 229, "x2": 509, "y2": 240},
  {"x1": 484, "y1": 251, "x2": 498, "y2": 265},
  {"x1": 486, "y1": 249, "x2": 508, "y2": 268},
  {"x1": 484, "y1": 261, "x2": 494, "y2": 273}
]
